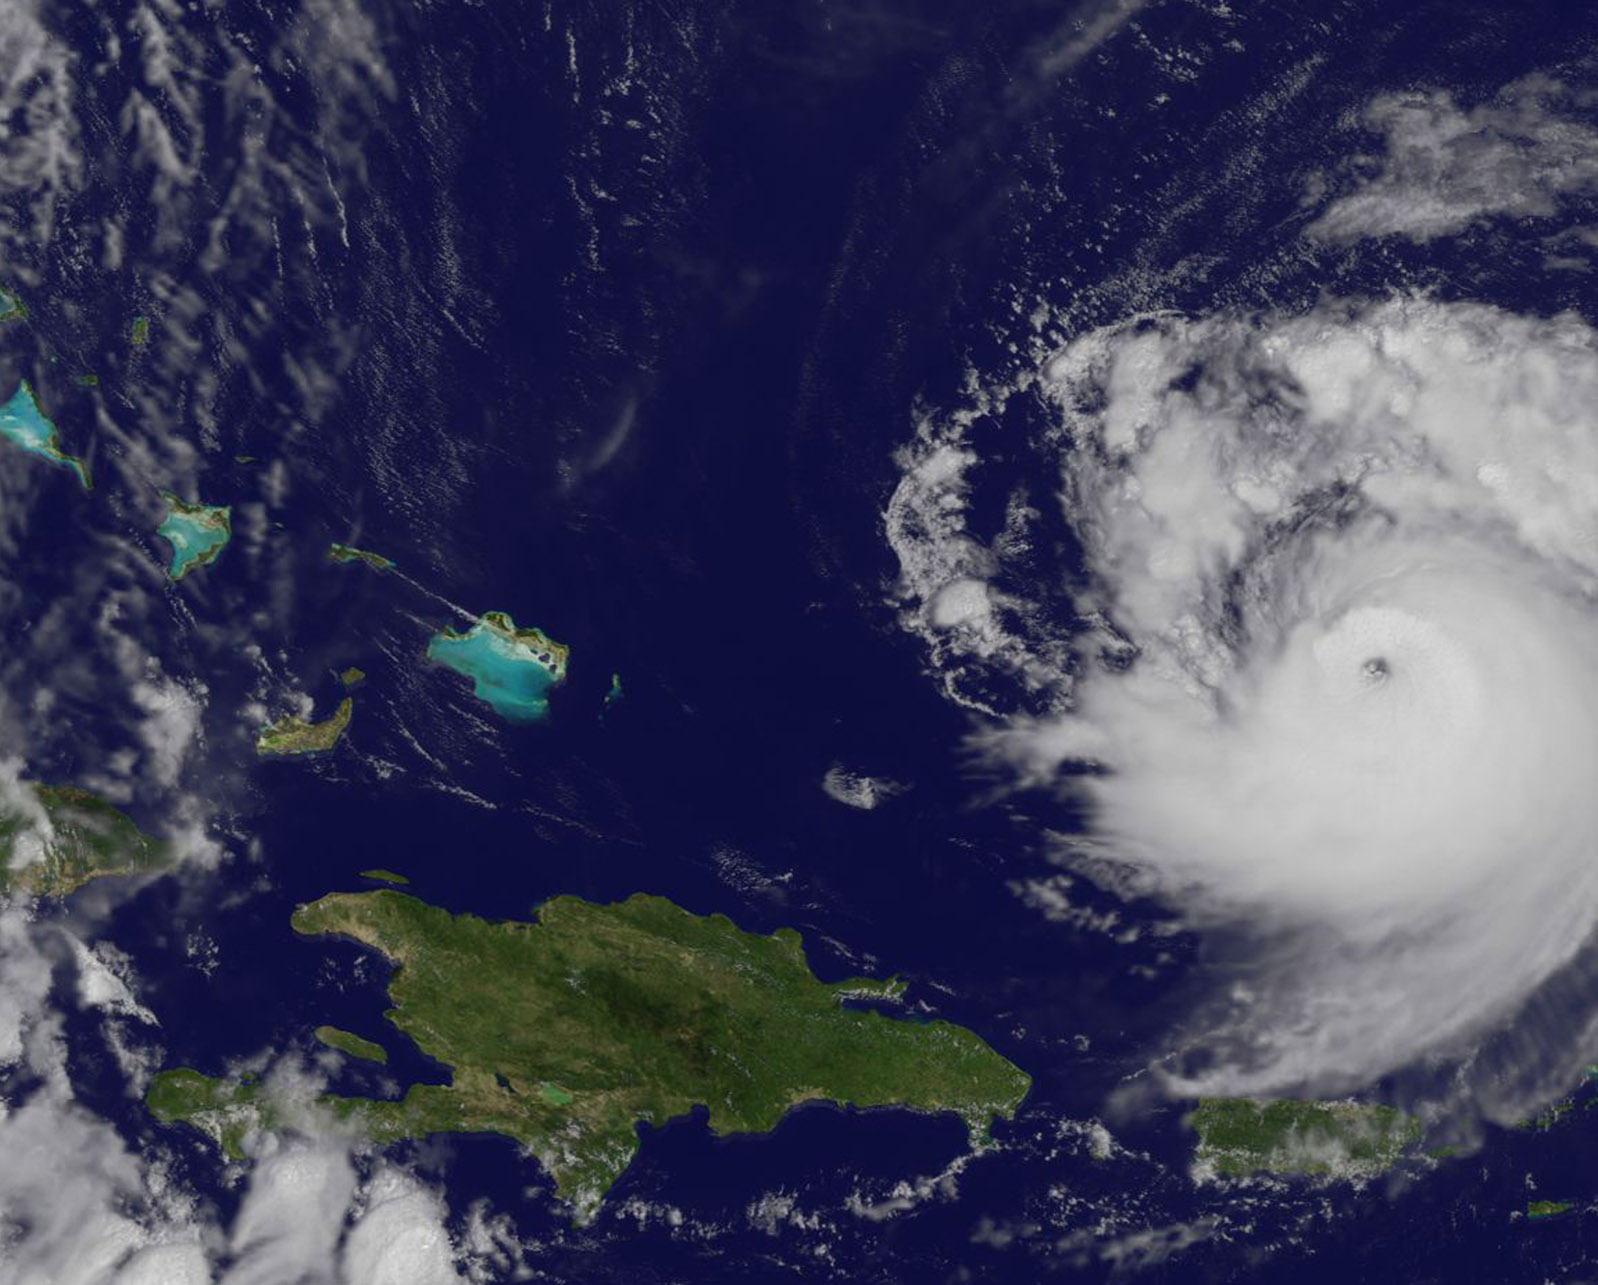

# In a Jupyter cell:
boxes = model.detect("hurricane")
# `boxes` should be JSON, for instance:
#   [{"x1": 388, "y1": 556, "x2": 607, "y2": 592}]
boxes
[{"x1": 892, "y1": 289, "x2": 1598, "y2": 1110}]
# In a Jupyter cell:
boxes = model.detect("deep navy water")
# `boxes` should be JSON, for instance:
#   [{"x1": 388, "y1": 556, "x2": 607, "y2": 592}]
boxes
[{"x1": 7, "y1": 0, "x2": 1598, "y2": 1279}]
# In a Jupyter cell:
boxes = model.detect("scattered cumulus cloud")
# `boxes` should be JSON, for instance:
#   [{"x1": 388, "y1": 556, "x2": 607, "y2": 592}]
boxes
[{"x1": 820, "y1": 766, "x2": 906, "y2": 810}]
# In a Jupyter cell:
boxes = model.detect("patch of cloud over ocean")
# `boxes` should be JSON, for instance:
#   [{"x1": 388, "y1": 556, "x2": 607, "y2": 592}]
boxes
[
  {"x1": 0, "y1": 899, "x2": 472, "y2": 1283},
  {"x1": 888, "y1": 70, "x2": 1598, "y2": 1125},
  {"x1": 1306, "y1": 74, "x2": 1598, "y2": 244}
]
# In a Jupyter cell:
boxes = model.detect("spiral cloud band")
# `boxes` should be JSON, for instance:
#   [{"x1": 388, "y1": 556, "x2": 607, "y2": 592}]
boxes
[{"x1": 954, "y1": 296, "x2": 1598, "y2": 1095}]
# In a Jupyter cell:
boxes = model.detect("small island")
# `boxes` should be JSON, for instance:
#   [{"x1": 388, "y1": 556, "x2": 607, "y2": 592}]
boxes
[
  {"x1": 328, "y1": 543, "x2": 396, "y2": 572},
  {"x1": 0, "y1": 381, "x2": 90, "y2": 488},
  {"x1": 1188, "y1": 1098, "x2": 1421, "y2": 1180},
  {"x1": 157, "y1": 492, "x2": 232, "y2": 580},
  {"x1": 0, "y1": 785, "x2": 170, "y2": 898},
  {"x1": 130, "y1": 315, "x2": 149, "y2": 346},
  {"x1": 360, "y1": 868, "x2": 409, "y2": 885},
  {"x1": 426, "y1": 611, "x2": 569, "y2": 723},
  {"x1": 0, "y1": 286, "x2": 25, "y2": 321},
  {"x1": 148, "y1": 889, "x2": 1031, "y2": 1222},
  {"x1": 315, "y1": 1026, "x2": 388, "y2": 1064},
  {"x1": 256, "y1": 697, "x2": 352, "y2": 756},
  {"x1": 339, "y1": 667, "x2": 366, "y2": 688},
  {"x1": 1528, "y1": 1199, "x2": 1573, "y2": 1220}
]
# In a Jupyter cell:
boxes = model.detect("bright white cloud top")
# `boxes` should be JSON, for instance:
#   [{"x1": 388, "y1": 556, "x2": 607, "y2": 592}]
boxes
[{"x1": 893, "y1": 295, "x2": 1598, "y2": 1099}]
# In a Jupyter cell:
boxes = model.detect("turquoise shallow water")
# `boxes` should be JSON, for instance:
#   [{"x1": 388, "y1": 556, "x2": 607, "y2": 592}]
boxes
[
  {"x1": 0, "y1": 381, "x2": 88, "y2": 487},
  {"x1": 426, "y1": 619, "x2": 563, "y2": 722},
  {"x1": 157, "y1": 499, "x2": 231, "y2": 579}
]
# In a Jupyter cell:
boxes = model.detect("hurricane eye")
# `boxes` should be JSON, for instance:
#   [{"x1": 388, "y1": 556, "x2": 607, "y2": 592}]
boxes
[{"x1": 1361, "y1": 656, "x2": 1389, "y2": 682}]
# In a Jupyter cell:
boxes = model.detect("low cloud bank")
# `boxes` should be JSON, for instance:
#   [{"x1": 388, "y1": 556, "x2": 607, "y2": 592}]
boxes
[{"x1": 1307, "y1": 75, "x2": 1598, "y2": 242}]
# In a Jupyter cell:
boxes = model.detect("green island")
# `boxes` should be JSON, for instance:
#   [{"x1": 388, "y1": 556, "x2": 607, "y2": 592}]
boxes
[
  {"x1": 72, "y1": 374, "x2": 98, "y2": 388},
  {"x1": 360, "y1": 868, "x2": 409, "y2": 885},
  {"x1": 130, "y1": 315, "x2": 149, "y2": 346},
  {"x1": 315, "y1": 1026, "x2": 388, "y2": 1064},
  {"x1": 0, "y1": 286, "x2": 26, "y2": 322},
  {"x1": 1528, "y1": 1200, "x2": 1573, "y2": 1220},
  {"x1": 157, "y1": 492, "x2": 232, "y2": 580},
  {"x1": 148, "y1": 889, "x2": 1030, "y2": 1222},
  {"x1": 0, "y1": 785, "x2": 170, "y2": 897},
  {"x1": 426, "y1": 611, "x2": 569, "y2": 723},
  {"x1": 339, "y1": 666, "x2": 366, "y2": 688},
  {"x1": 328, "y1": 542, "x2": 396, "y2": 572},
  {"x1": 1188, "y1": 1099, "x2": 1422, "y2": 1180},
  {"x1": 0, "y1": 381, "x2": 90, "y2": 488},
  {"x1": 603, "y1": 672, "x2": 623, "y2": 713},
  {"x1": 256, "y1": 697, "x2": 352, "y2": 756}
]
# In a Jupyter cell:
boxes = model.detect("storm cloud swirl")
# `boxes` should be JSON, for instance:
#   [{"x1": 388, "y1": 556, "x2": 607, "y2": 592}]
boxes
[
  {"x1": 883, "y1": 62, "x2": 1598, "y2": 1112},
  {"x1": 1041, "y1": 298, "x2": 1598, "y2": 1088},
  {"x1": 893, "y1": 291, "x2": 1598, "y2": 1110}
]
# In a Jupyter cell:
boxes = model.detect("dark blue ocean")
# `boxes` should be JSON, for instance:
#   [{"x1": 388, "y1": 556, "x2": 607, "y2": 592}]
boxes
[{"x1": 6, "y1": 0, "x2": 1598, "y2": 1278}]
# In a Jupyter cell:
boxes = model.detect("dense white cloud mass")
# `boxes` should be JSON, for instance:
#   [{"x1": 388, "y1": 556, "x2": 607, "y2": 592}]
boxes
[
  {"x1": 341, "y1": 1169, "x2": 465, "y2": 1285},
  {"x1": 113, "y1": 1242, "x2": 213, "y2": 1285},
  {"x1": 0, "y1": 907, "x2": 51, "y2": 1068},
  {"x1": 222, "y1": 1144, "x2": 358, "y2": 1285},
  {"x1": 0, "y1": 906, "x2": 472, "y2": 1282},
  {"x1": 0, "y1": 1093, "x2": 204, "y2": 1285},
  {"x1": 989, "y1": 296, "x2": 1598, "y2": 1093},
  {"x1": 1307, "y1": 75, "x2": 1598, "y2": 242},
  {"x1": 0, "y1": 908, "x2": 206, "y2": 1285}
]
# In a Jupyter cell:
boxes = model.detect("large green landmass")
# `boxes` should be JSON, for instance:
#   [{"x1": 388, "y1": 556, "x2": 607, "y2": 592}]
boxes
[
  {"x1": 149, "y1": 890, "x2": 1031, "y2": 1221},
  {"x1": 256, "y1": 697, "x2": 352, "y2": 756},
  {"x1": 0, "y1": 786, "x2": 170, "y2": 897},
  {"x1": 1189, "y1": 1099, "x2": 1422, "y2": 1180}
]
